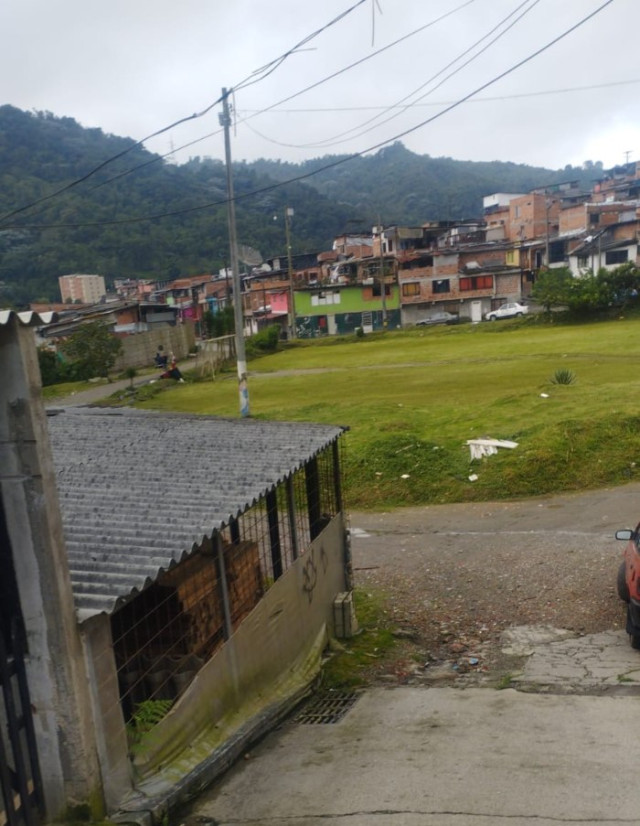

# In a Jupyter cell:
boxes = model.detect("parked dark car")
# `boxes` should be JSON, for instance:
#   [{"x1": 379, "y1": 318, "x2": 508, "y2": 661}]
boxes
[
  {"x1": 615, "y1": 525, "x2": 640, "y2": 648},
  {"x1": 415, "y1": 312, "x2": 459, "y2": 327}
]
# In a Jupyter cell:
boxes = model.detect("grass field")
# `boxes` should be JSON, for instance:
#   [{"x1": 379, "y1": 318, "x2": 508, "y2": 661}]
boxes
[{"x1": 129, "y1": 314, "x2": 640, "y2": 509}]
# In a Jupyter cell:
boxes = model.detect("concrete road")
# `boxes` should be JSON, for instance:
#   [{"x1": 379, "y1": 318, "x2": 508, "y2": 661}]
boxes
[
  {"x1": 179, "y1": 485, "x2": 640, "y2": 826},
  {"x1": 182, "y1": 685, "x2": 635, "y2": 825}
]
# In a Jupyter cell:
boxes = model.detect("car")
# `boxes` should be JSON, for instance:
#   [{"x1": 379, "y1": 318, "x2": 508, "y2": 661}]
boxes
[
  {"x1": 415, "y1": 311, "x2": 459, "y2": 327},
  {"x1": 484, "y1": 302, "x2": 529, "y2": 321},
  {"x1": 615, "y1": 526, "x2": 640, "y2": 648}
]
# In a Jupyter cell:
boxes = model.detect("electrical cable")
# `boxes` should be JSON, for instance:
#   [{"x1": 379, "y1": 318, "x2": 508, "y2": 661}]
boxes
[
  {"x1": 77, "y1": 0, "x2": 477, "y2": 194},
  {"x1": 230, "y1": 0, "x2": 478, "y2": 132},
  {"x1": 90, "y1": 73, "x2": 640, "y2": 196},
  {"x1": 237, "y1": 78, "x2": 640, "y2": 113},
  {"x1": 242, "y1": 0, "x2": 540, "y2": 151},
  {"x1": 0, "y1": 0, "x2": 368, "y2": 224},
  {"x1": 0, "y1": 0, "x2": 615, "y2": 232}
]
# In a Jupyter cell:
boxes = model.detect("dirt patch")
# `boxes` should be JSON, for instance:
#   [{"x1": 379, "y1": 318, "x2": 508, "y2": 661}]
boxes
[{"x1": 348, "y1": 487, "x2": 637, "y2": 687}]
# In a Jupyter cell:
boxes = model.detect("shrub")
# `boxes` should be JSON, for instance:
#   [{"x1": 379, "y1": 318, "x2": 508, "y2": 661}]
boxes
[
  {"x1": 245, "y1": 325, "x2": 281, "y2": 357},
  {"x1": 550, "y1": 368, "x2": 576, "y2": 385}
]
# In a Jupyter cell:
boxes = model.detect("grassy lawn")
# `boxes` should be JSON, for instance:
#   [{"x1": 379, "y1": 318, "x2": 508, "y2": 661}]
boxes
[{"x1": 127, "y1": 314, "x2": 640, "y2": 509}]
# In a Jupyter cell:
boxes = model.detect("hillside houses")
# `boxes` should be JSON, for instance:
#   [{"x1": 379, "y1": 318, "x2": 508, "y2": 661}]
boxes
[{"x1": 34, "y1": 161, "x2": 640, "y2": 344}]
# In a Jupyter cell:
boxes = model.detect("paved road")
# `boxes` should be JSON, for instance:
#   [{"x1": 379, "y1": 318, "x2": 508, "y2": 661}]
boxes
[{"x1": 179, "y1": 485, "x2": 640, "y2": 826}]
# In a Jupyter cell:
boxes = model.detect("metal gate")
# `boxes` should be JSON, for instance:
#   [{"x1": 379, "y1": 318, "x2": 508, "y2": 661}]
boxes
[{"x1": 0, "y1": 499, "x2": 44, "y2": 826}]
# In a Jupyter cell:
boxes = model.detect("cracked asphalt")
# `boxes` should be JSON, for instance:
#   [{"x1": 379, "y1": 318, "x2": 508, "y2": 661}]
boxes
[{"x1": 180, "y1": 486, "x2": 640, "y2": 825}]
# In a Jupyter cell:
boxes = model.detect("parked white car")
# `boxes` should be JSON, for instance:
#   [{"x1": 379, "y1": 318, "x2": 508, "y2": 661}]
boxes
[{"x1": 484, "y1": 302, "x2": 529, "y2": 321}]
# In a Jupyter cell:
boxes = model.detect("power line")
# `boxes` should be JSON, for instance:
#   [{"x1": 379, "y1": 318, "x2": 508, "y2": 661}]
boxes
[
  {"x1": 89, "y1": 73, "x2": 640, "y2": 195},
  {"x1": 83, "y1": 0, "x2": 477, "y2": 193},
  {"x1": 0, "y1": 0, "x2": 368, "y2": 224},
  {"x1": 230, "y1": 0, "x2": 478, "y2": 131},
  {"x1": 1, "y1": 0, "x2": 615, "y2": 232},
  {"x1": 237, "y1": 78, "x2": 640, "y2": 112},
  {"x1": 244, "y1": 0, "x2": 542, "y2": 151}
]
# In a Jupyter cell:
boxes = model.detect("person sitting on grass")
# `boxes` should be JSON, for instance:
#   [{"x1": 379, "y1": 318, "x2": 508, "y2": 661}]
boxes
[{"x1": 160, "y1": 353, "x2": 184, "y2": 382}]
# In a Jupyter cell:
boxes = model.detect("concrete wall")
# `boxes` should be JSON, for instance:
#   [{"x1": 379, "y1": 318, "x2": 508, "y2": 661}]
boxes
[
  {"x1": 131, "y1": 514, "x2": 348, "y2": 783},
  {"x1": 0, "y1": 318, "x2": 103, "y2": 817},
  {"x1": 81, "y1": 615, "x2": 132, "y2": 811},
  {"x1": 113, "y1": 322, "x2": 196, "y2": 371}
]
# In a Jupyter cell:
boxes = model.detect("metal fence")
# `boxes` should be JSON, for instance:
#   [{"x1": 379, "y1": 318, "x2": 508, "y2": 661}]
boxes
[{"x1": 110, "y1": 441, "x2": 344, "y2": 722}]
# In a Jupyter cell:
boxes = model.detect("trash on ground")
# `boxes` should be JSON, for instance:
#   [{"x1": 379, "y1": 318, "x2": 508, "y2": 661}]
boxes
[{"x1": 466, "y1": 437, "x2": 518, "y2": 460}]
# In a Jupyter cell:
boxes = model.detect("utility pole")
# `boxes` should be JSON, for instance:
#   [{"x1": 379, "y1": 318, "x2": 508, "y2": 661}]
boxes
[
  {"x1": 285, "y1": 206, "x2": 296, "y2": 339},
  {"x1": 377, "y1": 219, "x2": 388, "y2": 330},
  {"x1": 220, "y1": 88, "x2": 249, "y2": 417}
]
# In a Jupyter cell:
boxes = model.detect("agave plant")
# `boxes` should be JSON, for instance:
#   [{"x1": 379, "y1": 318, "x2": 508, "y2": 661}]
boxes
[{"x1": 550, "y1": 368, "x2": 576, "y2": 385}]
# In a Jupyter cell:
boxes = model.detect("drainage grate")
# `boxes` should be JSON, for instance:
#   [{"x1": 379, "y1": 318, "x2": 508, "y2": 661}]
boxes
[{"x1": 295, "y1": 691, "x2": 361, "y2": 724}]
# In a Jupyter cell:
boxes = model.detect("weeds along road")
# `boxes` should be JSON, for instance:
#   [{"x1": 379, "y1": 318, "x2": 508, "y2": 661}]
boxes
[{"x1": 348, "y1": 483, "x2": 639, "y2": 683}]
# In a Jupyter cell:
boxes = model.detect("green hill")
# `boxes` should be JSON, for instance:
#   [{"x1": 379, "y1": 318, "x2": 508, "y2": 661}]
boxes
[{"x1": 0, "y1": 106, "x2": 598, "y2": 306}]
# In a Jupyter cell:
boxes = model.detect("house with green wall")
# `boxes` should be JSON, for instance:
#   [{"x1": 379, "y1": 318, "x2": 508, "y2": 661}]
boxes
[{"x1": 294, "y1": 282, "x2": 401, "y2": 338}]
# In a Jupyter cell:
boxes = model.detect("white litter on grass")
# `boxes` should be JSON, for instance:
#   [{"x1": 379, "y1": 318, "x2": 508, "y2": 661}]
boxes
[
  {"x1": 468, "y1": 474, "x2": 479, "y2": 482},
  {"x1": 540, "y1": 392, "x2": 549, "y2": 398},
  {"x1": 466, "y1": 438, "x2": 518, "y2": 460},
  {"x1": 401, "y1": 474, "x2": 410, "y2": 479}
]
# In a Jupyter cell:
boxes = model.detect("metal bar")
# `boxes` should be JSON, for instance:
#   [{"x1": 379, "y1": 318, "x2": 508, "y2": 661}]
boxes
[
  {"x1": 332, "y1": 440, "x2": 343, "y2": 512},
  {"x1": 230, "y1": 517, "x2": 241, "y2": 546},
  {"x1": 10, "y1": 626, "x2": 43, "y2": 819},
  {"x1": 285, "y1": 477, "x2": 299, "y2": 561},
  {"x1": 266, "y1": 490, "x2": 282, "y2": 581},
  {"x1": 305, "y1": 457, "x2": 322, "y2": 540},
  {"x1": 0, "y1": 631, "x2": 35, "y2": 826},
  {"x1": 214, "y1": 533, "x2": 233, "y2": 640},
  {"x1": 0, "y1": 689, "x2": 19, "y2": 826}
]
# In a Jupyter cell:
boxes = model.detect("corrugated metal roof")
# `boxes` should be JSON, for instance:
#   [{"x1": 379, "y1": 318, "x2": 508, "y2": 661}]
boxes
[
  {"x1": 0, "y1": 309, "x2": 57, "y2": 326},
  {"x1": 47, "y1": 408, "x2": 344, "y2": 620}
]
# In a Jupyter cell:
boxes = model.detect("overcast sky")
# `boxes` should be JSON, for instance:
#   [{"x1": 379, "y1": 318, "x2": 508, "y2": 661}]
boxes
[{"x1": 2, "y1": 0, "x2": 639, "y2": 172}]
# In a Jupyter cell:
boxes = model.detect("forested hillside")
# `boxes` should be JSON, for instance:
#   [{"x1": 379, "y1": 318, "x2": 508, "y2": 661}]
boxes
[
  {"x1": 252, "y1": 142, "x2": 599, "y2": 224},
  {"x1": 0, "y1": 106, "x2": 598, "y2": 306}
]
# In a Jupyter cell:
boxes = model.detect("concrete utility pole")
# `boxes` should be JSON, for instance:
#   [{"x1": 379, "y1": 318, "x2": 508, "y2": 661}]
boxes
[
  {"x1": 220, "y1": 88, "x2": 249, "y2": 417},
  {"x1": 285, "y1": 206, "x2": 296, "y2": 339},
  {"x1": 377, "y1": 219, "x2": 388, "y2": 329}
]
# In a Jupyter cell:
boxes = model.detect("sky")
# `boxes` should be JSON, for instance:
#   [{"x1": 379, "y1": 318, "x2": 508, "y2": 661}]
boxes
[{"x1": 2, "y1": 0, "x2": 639, "y2": 172}]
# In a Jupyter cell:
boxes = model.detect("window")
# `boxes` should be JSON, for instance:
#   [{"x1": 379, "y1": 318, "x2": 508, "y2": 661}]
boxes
[
  {"x1": 589, "y1": 212, "x2": 600, "y2": 225},
  {"x1": 432, "y1": 279, "x2": 450, "y2": 294},
  {"x1": 311, "y1": 291, "x2": 341, "y2": 306},
  {"x1": 549, "y1": 241, "x2": 565, "y2": 264},
  {"x1": 606, "y1": 249, "x2": 628, "y2": 265},
  {"x1": 371, "y1": 283, "x2": 391, "y2": 297},
  {"x1": 402, "y1": 282, "x2": 420, "y2": 297},
  {"x1": 459, "y1": 275, "x2": 493, "y2": 291}
]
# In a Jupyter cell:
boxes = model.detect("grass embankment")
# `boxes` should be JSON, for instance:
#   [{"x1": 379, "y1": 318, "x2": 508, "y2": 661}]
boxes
[{"x1": 127, "y1": 314, "x2": 640, "y2": 509}]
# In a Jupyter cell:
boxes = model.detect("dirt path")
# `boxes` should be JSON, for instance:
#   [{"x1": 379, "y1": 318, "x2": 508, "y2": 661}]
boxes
[{"x1": 348, "y1": 486, "x2": 638, "y2": 684}]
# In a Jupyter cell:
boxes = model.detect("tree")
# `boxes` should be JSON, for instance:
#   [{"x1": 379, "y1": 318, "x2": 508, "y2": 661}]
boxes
[
  {"x1": 531, "y1": 267, "x2": 573, "y2": 313},
  {"x1": 62, "y1": 321, "x2": 122, "y2": 379}
]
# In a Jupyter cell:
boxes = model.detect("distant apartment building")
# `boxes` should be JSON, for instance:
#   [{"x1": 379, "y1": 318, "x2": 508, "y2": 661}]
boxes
[{"x1": 59, "y1": 273, "x2": 106, "y2": 304}]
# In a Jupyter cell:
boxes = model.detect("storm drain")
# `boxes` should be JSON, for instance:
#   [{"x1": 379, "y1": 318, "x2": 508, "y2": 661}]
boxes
[{"x1": 295, "y1": 691, "x2": 361, "y2": 724}]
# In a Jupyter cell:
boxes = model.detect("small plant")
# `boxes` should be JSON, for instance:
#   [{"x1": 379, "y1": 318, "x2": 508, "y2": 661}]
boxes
[
  {"x1": 124, "y1": 366, "x2": 137, "y2": 388},
  {"x1": 550, "y1": 368, "x2": 576, "y2": 385},
  {"x1": 496, "y1": 673, "x2": 514, "y2": 690},
  {"x1": 126, "y1": 698, "x2": 173, "y2": 747},
  {"x1": 355, "y1": 326, "x2": 365, "y2": 338}
]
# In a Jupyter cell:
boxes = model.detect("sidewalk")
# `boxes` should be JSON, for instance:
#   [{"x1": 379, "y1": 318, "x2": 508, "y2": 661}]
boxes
[
  {"x1": 45, "y1": 359, "x2": 194, "y2": 408},
  {"x1": 182, "y1": 676, "x2": 636, "y2": 825}
]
